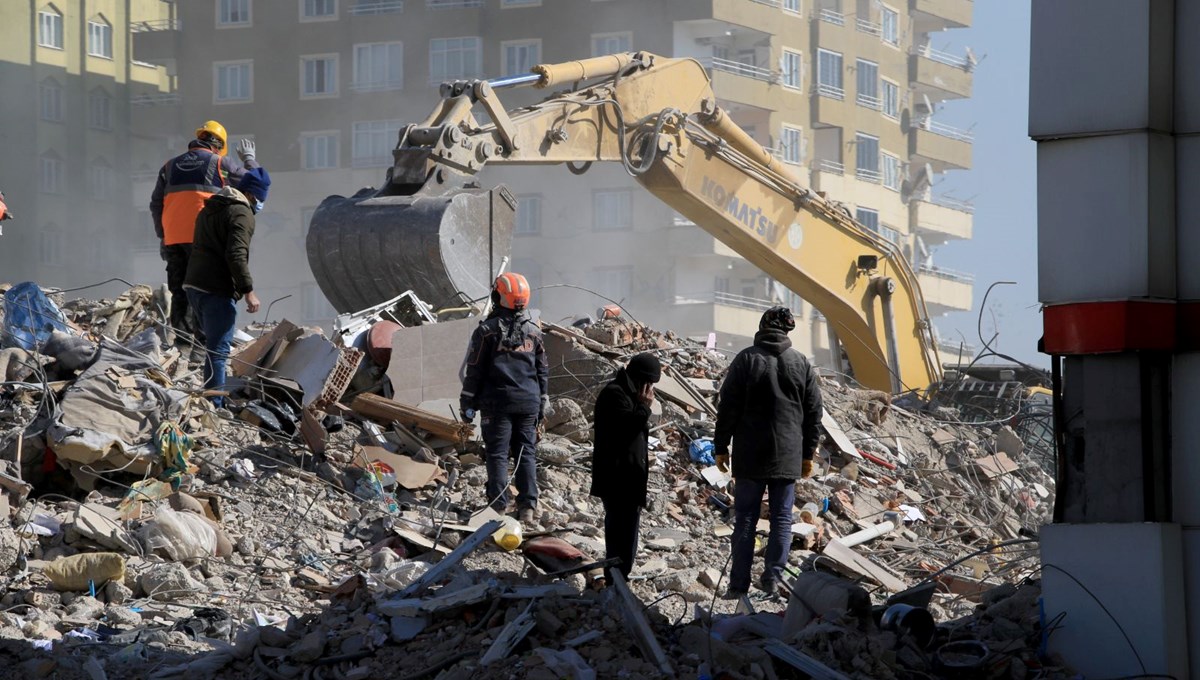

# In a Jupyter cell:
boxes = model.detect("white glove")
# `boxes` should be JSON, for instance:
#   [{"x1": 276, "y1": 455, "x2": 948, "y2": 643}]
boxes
[{"x1": 236, "y1": 138, "x2": 256, "y2": 163}]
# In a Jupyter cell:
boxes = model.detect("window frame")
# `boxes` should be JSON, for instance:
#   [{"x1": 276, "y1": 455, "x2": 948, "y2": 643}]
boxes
[
  {"x1": 88, "y1": 161, "x2": 114, "y2": 200},
  {"x1": 780, "y1": 48, "x2": 802, "y2": 90},
  {"x1": 351, "y1": 119, "x2": 403, "y2": 167},
  {"x1": 592, "y1": 189, "x2": 634, "y2": 232},
  {"x1": 300, "y1": 0, "x2": 338, "y2": 21},
  {"x1": 429, "y1": 36, "x2": 483, "y2": 84},
  {"x1": 217, "y1": 0, "x2": 253, "y2": 27},
  {"x1": 855, "y1": 207, "x2": 880, "y2": 234},
  {"x1": 40, "y1": 226, "x2": 64, "y2": 266},
  {"x1": 514, "y1": 194, "x2": 543, "y2": 236},
  {"x1": 38, "y1": 9, "x2": 63, "y2": 49},
  {"x1": 855, "y1": 58, "x2": 879, "y2": 109},
  {"x1": 782, "y1": 0, "x2": 801, "y2": 14},
  {"x1": 590, "y1": 31, "x2": 632, "y2": 57},
  {"x1": 855, "y1": 132, "x2": 881, "y2": 181},
  {"x1": 214, "y1": 60, "x2": 254, "y2": 103},
  {"x1": 881, "y1": 4, "x2": 900, "y2": 47},
  {"x1": 501, "y1": 39, "x2": 542, "y2": 78},
  {"x1": 300, "y1": 53, "x2": 340, "y2": 98},
  {"x1": 300, "y1": 131, "x2": 340, "y2": 170},
  {"x1": 590, "y1": 265, "x2": 634, "y2": 303},
  {"x1": 881, "y1": 78, "x2": 900, "y2": 120},
  {"x1": 352, "y1": 41, "x2": 404, "y2": 92},
  {"x1": 88, "y1": 89, "x2": 112, "y2": 130},
  {"x1": 87, "y1": 18, "x2": 113, "y2": 59},
  {"x1": 780, "y1": 125, "x2": 804, "y2": 166},
  {"x1": 882, "y1": 151, "x2": 902, "y2": 191},
  {"x1": 817, "y1": 48, "x2": 843, "y2": 98},
  {"x1": 39, "y1": 79, "x2": 64, "y2": 123},
  {"x1": 40, "y1": 155, "x2": 64, "y2": 194}
]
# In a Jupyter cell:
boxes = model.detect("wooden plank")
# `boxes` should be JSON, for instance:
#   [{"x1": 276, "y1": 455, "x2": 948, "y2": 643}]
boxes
[
  {"x1": 611, "y1": 571, "x2": 673, "y2": 676},
  {"x1": 821, "y1": 539, "x2": 906, "y2": 592},
  {"x1": 763, "y1": 640, "x2": 852, "y2": 680},
  {"x1": 481, "y1": 601, "x2": 536, "y2": 665},
  {"x1": 351, "y1": 393, "x2": 474, "y2": 446},
  {"x1": 821, "y1": 412, "x2": 863, "y2": 461},
  {"x1": 392, "y1": 519, "x2": 501, "y2": 599}
]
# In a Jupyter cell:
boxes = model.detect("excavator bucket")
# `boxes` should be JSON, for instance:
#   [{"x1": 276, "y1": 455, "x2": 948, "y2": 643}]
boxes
[{"x1": 306, "y1": 184, "x2": 516, "y2": 314}]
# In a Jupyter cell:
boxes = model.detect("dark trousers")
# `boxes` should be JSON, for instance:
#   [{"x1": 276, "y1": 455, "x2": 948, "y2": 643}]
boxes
[
  {"x1": 602, "y1": 497, "x2": 642, "y2": 579},
  {"x1": 186, "y1": 289, "x2": 237, "y2": 408},
  {"x1": 481, "y1": 412, "x2": 539, "y2": 512},
  {"x1": 164, "y1": 244, "x2": 195, "y2": 336},
  {"x1": 730, "y1": 478, "x2": 795, "y2": 592}
]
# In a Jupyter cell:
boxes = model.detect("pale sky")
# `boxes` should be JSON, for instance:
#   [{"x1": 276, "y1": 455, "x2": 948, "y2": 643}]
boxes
[{"x1": 925, "y1": 1, "x2": 1044, "y2": 367}]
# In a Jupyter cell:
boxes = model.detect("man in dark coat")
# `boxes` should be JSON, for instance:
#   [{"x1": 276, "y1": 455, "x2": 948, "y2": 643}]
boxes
[
  {"x1": 714, "y1": 306, "x2": 823, "y2": 596},
  {"x1": 590, "y1": 353, "x2": 661, "y2": 580},
  {"x1": 183, "y1": 167, "x2": 270, "y2": 407}
]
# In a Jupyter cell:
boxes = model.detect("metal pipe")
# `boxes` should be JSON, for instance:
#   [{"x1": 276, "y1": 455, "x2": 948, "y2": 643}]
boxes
[
  {"x1": 486, "y1": 73, "x2": 542, "y2": 89},
  {"x1": 834, "y1": 514, "x2": 899, "y2": 548},
  {"x1": 873, "y1": 276, "x2": 902, "y2": 394},
  {"x1": 698, "y1": 103, "x2": 802, "y2": 186}
]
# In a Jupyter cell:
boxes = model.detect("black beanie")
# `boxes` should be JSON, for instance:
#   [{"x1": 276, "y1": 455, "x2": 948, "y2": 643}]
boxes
[
  {"x1": 625, "y1": 353, "x2": 662, "y2": 384},
  {"x1": 760, "y1": 306, "x2": 796, "y2": 332}
]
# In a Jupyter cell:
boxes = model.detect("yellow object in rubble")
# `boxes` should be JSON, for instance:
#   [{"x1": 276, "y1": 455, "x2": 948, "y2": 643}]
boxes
[{"x1": 493, "y1": 516, "x2": 523, "y2": 551}]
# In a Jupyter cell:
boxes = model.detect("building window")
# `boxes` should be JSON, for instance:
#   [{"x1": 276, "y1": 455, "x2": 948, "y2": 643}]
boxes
[
  {"x1": 301, "y1": 54, "x2": 338, "y2": 97},
  {"x1": 88, "y1": 90, "x2": 112, "y2": 130},
  {"x1": 783, "y1": 0, "x2": 801, "y2": 13},
  {"x1": 881, "y1": 5, "x2": 899, "y2": 46},
  {"x1": 218, "y1": 0, "x2": 252, "y2": 26},
  {"x1": 89, "y1": 162, "x2": 114, "y2": 200},
  {"x1": 855, "y1": 133, "x2": 880, "y2": 181},
  {"x1": 591, "y1": 32, "x2": 632, "y2": 57},
  {"x1": 215, "y1": 61, "x2": 253, "y2": 102},
  {"x1": 502, "y1": 40, "x2": 541, "y2": 77},
  {"x1": 302, "y1": 0, "x2": 337, "y2": 19},
  {"x1": 880, "y1": 224, "x2": 901, "y2": 243},
  {"x1": 780, "y1": 125, "x2": 803, "y2": 165},
  {"x1": 429, "y1": 37, "x2": 482, "y2": 83},
  {"x1": 781, "y1": 49, "x2": 802, "y2": 90},
  {"x1": 882, "y1": 152, "x2": 902, "y2": 190},
  {"x1": 855, "y1": 208, "x2": 879, "y2": 233},
  {"x1": 38, "y1": 8, "x2": 63, "y2": 49},
  {"x1": 87, "y1": 18, "x2": 112, "y2": 58},
  {"x1": 590, "y1": 266, "x2": 633, "y2": 304},
  {"x1": 301, "y1": 132, "x2": 339, "y2": 169},
  {"x1": 514, "y1": 195, "x2": 542, "y2": 235},
  {"x1": 856, "y1": 58, "x2": 879, "y2": 109},
  {"x1": 40, "y1": 155, "x2": 64, "y2": 194},
  {"x1": 501, "y1": 0, "x2": 541, "y2": 6},
  {"x1": 353, "y1": 42, "x2": 403, "y2": 91},
  {"x1": 352, "y1": 120, "x2": 402, "y2": 167},
  {"x1": 882, "y1": 79, "x2": 900, "y2": 120},
  {"x1": 40, "y1": 226, "x2": 64, "y2": 266},
  {"x1": 39, "y1": 79, "x2": 63, "y2": 122},
  {"x1": 817, "y1": 49, "x2": 843, "y2": 98},
  {"x1": 302, "y1": 283, "x2": 337, "y2": 321},
  {"x1": 593, "y1": 190, "x2": 632, "y2": 231}
]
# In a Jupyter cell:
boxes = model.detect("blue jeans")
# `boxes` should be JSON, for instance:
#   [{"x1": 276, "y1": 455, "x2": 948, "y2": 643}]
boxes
[
  {"x1": 730, "y1": 478, "x2": 795, "y2": 592},
  {"x1": 481, "y1": 412, "x2": 539, "y2": 512},
  {"x1": 185, "y1": 289, "x2": 237, "y2": 408}
]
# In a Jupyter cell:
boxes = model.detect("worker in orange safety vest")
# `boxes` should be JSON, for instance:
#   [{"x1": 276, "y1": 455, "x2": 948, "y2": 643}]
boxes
[{"x1": 149, "y1": 120, "x2": 256, "y2": 342}]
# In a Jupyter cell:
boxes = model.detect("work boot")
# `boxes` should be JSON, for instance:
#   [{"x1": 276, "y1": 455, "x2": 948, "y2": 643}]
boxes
[{"x1": 518, "y1": 507, "x2": 536, "y2": 525}]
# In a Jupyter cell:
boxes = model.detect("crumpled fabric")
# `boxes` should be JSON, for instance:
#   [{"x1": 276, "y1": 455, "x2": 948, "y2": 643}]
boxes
[
  {"x1": 156, "y1": 421, "x2": 194, "y2": 489},
  {"x1": 2, "y1": 282, "x2": 68, "y2": 351}
]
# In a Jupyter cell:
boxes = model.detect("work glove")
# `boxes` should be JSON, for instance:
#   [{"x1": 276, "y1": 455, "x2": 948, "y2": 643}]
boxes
[
  {"x1": 715, "y1": 453, "x2": 730, "y2": 473},
  {"x1": 460, "y1": 407, "x2": 476, "y2": 424},
  {"x1": 159, "y1": 242, "x2": 169, "y2": 262},
  {"x1": 802, "y1": 459, "x2": 815, "y2": 478},
  {"x1": 236, "y1": 138, "x2": 256, "y2": 164}
]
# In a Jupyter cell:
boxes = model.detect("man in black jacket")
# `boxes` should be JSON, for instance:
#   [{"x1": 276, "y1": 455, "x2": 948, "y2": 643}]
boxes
[
  {"x1": 590, "y1": 353, "x2": 661, "y2": 580},
  {"x1": 714, "y1": 306, "x2": 823, "y2": 596},
  {"x1": 460, "y1": 273, "x2": 549, "y2": 524}
]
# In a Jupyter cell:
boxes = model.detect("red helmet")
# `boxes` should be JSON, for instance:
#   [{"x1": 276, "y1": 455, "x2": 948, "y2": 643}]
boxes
[{"x1": 494, "y1": 272, "x2": 531, "y2": 310}]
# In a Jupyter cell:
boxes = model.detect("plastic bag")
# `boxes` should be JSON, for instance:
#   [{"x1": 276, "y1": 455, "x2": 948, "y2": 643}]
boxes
[
  {"x1": 689, "y1": 438, "x2": 716, "y2": 466},
  {"x1": 2, "y1": 282, "x2": 68, "y2": 351},
  {"x1": 44, "y1": 552, "x2": 126, "y2": 591},
  {"x1": 140, "y1": 506, "x2": 218, "y2": 561}
]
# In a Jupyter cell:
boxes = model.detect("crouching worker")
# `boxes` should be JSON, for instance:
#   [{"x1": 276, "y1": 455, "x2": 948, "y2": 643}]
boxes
[
  {"x1": 590, "y1": 353, "x2": 661, "y2": 581},
  {"x1": 183, "y1": 167, "x2": 270, "y2": 407}
]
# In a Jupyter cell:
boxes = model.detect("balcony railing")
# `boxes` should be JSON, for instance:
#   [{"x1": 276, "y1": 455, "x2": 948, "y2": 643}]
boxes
[
  {"x1": 818, "y1": 8, "x2": 845, "y2": 25},
  {"x1": 749, "y1": 0, "x2": 782, "y2": 6},
  {"x1": 130, "y1": 19, "x2": 181, "y2": 32},
  {"x1": 816, "y1": 83, "x2": 845, "y2": 100},
  {"x1": 350, "y1": 0, "x2": 404, "y2": 13},
  {"x1": 856, "y1": 18, "x2": 882, "y2": 36},
  {"x1": 917, "y1": 43, "x2": 972, "y2": 70},
  {"x1": 131, "y1": 59, "x2": 159, "y2": 69},
  {"x1": 813, "y1": 158, "x2": 844, "y2": 175},
  {"x1": 856, "y1": 167, "x2": 882, "y2": 183},
  {"x1": 351, "y1": 80, "x2": 404, "y2": 92},
  {"x1": 676, "y1": 291, "x2": 776, "y2": 313},
  {"x1": 930, "y1": 194, "x2": 975, "y2": 213},
  {"x1": 701, "y1": 57, "x2": 775, "y2": 82},
  {"x1": 856, "y1": 92, "x2": 882, "y2": 110},
  {"x1": 919, "y1": 118, "x2": 974, "y2": 142},
  {"x1": 919, "y1": 265, "x2": 975, "y2": 284},
  {"x1": 427, "y1": 0, "x2": 481, "y2": 8},
  {"x1": 130, "y1": 93, "x2": 181, "y2": 106}
]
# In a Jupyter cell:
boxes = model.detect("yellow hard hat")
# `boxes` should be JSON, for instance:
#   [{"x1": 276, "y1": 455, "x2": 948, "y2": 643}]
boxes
[{"x1": 194, "y1": 120, "x2": 228, "y2": 156}]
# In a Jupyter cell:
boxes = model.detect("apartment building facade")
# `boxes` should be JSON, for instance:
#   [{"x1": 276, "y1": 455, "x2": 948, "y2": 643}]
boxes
[
  {"x1": 0, "y1": 0, "x2": 174, "y2": 293},
  {"x1": 131, "y1": 0, "x2": 975, "y2": 363}
]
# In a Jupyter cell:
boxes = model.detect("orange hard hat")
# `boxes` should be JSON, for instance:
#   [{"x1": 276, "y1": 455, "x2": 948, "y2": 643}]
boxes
[{"x1": 494, "y1": 272, "x2": 531, "y2": 310}]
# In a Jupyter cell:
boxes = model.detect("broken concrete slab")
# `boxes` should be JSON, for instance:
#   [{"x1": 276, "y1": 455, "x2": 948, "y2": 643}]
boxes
[
  {"x1": 611, "y1": 571, "x2": 673, "y2": 676},
  {"x1": 385, "y1": 318, "x2": 476, "y2": 406},
  {"x1": 72, "y1": 503, "x2": 139, "y2": 554}
]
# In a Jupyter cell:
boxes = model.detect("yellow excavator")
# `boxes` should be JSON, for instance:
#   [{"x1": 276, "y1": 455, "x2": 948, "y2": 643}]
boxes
[{"x1": 306, "y1": 52, "x2": 942, "y2": 394}]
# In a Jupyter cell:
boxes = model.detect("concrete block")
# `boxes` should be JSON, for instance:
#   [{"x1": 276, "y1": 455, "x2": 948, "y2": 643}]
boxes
[
  {"x1": 1030, "y1": 0, "x2": 1173, "y2": 138},
  {"x1": 1042, "y1": 523, "x2": 1188, "y2": 680}
]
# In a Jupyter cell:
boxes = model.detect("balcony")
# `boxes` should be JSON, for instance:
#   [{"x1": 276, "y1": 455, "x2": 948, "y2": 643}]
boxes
[
  {"x1": 701, "y1": 57, "x2": 775, "y2": 82},
  {"x1": 910, "y1": 120, "x2": 972, "y2": 171},
  {"x1": 911, "y1": 44, "x2": 974, "y2": 100},
  {"x1": 427, "y1": 0, "x2": 481, "y2": 7},
  {"x1": 130, "y1": 93, "x2": 181, "y2": 106},
  {"x1": 918, "y1": 265, "x2": 974, "y2": 313},
  {"x1": 130, "y1": 19, "x2": 181, "y2": 32},
  {"x1": 812, "y1": 83, "x2": 846, "y2": 126},
  {"x1": 704, "y1": 57, "x2": 779, "y2": 107},
  {"x1": 855, "y1": 167, "x2": 882, "y2": 184},
  {"x1": 669, "y1": 217, "x2": 742, "y2": 258},
  {"x1": 671, "y1": 291, "x2": 772, "y2": 339},
  {"x1": 350, "y1": 0, "x2": 404, "y2": 13},
  {"x1": 911, "y1": 196, "x2": 973, "y2": 244},
  {"x1": 810, "y1": 158, "x2": 850, "y2": 197},
  {"x1": 131, "y1": 20, "x2": 181, "y2": 64},
  {"x1": 856, "y1": 18, "x2": 882, "y2": 38},
  {"x1": 913, "y1": 0, "x2": 973, "y2": 30},
  {"x1": 856, "y1": 92, "x2": 882, "y2": 111},
  {"x1": 818, "y1": 8, "x2": 845, "y2": 25}
]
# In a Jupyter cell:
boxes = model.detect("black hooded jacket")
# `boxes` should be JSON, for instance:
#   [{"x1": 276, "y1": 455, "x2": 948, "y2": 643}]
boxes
[
  {"x1": 590, "y1": 368, "x2": 652, "y2": 507},
  {"x1": 460, "y1": 308, "x2": 548, "y2": 415},
  {"x1": 714, "y1": 329, "x2": 823, "y2": 480}
]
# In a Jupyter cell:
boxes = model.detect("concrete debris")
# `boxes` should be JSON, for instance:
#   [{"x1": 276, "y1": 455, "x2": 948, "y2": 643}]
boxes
[{"x1": 0, "y1": 285, "x2": 1072, "y2": 678}]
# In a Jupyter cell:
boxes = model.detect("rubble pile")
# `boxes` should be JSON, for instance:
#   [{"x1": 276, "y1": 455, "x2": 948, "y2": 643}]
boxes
[{"x1": 0, "y1": 284, "x2": 1072, "y2": 679}]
